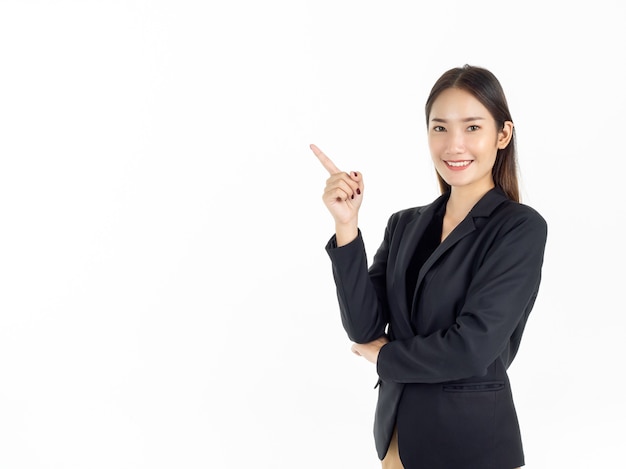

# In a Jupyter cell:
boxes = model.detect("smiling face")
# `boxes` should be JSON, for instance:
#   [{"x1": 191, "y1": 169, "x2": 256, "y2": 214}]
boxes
[{"x1": 428, "y1": 87, "x2": 513, "y2": 195}]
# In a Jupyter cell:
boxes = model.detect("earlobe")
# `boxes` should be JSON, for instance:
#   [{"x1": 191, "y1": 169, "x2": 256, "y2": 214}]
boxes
[{"x1": 498, "y1": 121, "x2": 514, "y2": 149}]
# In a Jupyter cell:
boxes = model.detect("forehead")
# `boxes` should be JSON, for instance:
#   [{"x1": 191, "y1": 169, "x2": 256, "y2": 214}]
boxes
[{"x1": 429, "y1": 88, "x2": 491, "y2": 120}]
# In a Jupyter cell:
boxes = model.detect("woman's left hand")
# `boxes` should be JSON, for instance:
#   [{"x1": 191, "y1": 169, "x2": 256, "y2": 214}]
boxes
[{"x1": 351, "y1": 336, "x2": 389, "y2": 364}]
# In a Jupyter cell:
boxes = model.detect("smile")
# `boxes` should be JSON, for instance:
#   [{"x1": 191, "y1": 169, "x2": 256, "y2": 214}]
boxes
[{"x1": 445, "y1": 160, "x2": 473, "y2": 168}]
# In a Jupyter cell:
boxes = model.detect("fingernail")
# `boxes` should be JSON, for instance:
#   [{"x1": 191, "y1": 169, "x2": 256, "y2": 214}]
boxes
[
  {"x1": 353, "y1": 172, "x2": 358, "y2": 177},
  {"x1": 351, "y1": 194, "x2": 354, "y2": 199},
  {"x1": 356, "y1": 188, "x2": 361, "y2": 195}
]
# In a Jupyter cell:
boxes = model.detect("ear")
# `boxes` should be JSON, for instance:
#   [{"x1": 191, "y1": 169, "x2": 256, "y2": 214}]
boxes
[{"x1": 497, "y1": 121, "x2": 514, "y2": 149}]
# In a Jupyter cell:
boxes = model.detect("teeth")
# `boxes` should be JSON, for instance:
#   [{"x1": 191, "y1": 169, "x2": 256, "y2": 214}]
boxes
[{"x1": 447, "y1": 160, "x2": 471, "y2": 167}]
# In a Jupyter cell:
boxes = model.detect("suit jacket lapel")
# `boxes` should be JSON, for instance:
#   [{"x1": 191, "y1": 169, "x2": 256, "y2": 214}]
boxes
[
  {"x1": 394, "y1": 205, "x2": 438, "y2": 284},
  {"x1": 415, "y1": 215, "x2": 476, "y2": 291}
]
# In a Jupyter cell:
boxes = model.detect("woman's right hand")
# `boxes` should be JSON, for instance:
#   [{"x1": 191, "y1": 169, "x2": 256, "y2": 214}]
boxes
[{"x1": 310, "y1": 143, "x2": 364, "y2": 227}]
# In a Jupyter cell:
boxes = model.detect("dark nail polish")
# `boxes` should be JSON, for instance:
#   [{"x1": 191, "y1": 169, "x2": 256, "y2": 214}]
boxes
[
  {"x1": 356, "y1": 188, "x2": 361, "y2": 195},
  {"x1": 353, "y1": 172, "x2": 358, "y2": 177},
  {"x1": 351, "y1": 194, "x2": 354, "y2": 199}
]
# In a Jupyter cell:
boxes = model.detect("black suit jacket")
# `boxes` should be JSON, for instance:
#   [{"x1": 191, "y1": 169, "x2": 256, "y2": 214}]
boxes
[{"x1": 326, "y1": 188, "x2": 547, "y2": 468}]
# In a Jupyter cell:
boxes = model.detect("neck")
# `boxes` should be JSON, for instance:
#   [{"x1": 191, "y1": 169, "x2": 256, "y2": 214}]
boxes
[{"x1": 447, "y1": 183, "x2": 494, "y2": 218}]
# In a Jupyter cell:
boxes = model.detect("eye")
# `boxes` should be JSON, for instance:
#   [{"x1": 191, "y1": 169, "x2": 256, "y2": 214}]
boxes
[
  {"x1": 467, "y1": 125, "x2": 480, "y2": 132},
  {"x1": 432, "y1": 125, "x2": 446, "y2": 132}
]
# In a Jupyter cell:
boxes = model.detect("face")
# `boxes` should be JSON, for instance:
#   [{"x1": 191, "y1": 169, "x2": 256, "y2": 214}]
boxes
[{"x1": 428, "y1": 87, "x2": 512, "y2": 194}]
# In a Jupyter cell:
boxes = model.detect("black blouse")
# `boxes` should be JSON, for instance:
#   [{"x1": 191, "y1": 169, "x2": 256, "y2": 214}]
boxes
[{"x1": 405, "y1": 208, "x2": 444, "y2": 310}]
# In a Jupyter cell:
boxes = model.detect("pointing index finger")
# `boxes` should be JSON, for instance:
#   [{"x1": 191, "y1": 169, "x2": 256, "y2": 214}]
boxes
[{"x1": 310, "y1": 143, "x2": 341, "y2": 175}]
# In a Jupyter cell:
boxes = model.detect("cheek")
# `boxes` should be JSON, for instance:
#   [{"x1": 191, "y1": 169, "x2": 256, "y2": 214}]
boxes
[
  {"x1": 470, "y1": 136, "x2": 498, "y2": 155},
  {"x1": 428, "y1": 137, "x2": 443, "y2": 158}
]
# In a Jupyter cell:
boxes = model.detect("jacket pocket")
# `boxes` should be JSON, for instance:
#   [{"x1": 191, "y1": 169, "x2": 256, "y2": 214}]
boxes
[{"x1": 442, "y1": 381, "x2": 504, "y2": 393}]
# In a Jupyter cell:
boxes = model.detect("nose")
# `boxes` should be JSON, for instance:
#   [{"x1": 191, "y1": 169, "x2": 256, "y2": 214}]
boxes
[{"x1": 444, "y1": 129, "x2": 465, "y2": 155}]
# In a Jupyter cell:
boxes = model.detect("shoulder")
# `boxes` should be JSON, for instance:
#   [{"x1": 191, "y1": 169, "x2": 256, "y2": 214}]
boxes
[
  {"x1": 386, "y1": 193, "x2": 448, "y2": 230},
  {"x1": 496, "y1": 200, "x2": 547, "y2": 230},
  {"x1": 388, "y1": 206, "x2": 423, "y2": 224},
  {"x1": 386, "y1": 204, "x2": 430, "y2": 233},
  {"x1": 488, "y1": 200, "x2": 548, "y2": 246}
]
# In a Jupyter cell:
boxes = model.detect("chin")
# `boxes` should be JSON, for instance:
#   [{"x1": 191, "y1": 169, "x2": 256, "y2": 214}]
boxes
[{"x1": 442, "y1": 175, "x2": 472, "y2": 188}]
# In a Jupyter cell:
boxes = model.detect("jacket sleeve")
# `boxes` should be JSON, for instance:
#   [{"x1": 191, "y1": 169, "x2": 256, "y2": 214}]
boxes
[
  {"x1": 376, "y1": 210, "x2": 548, "y2": 383},
  {"x1": 325, "y1": 218, "x2": 395, "y2": 343}
]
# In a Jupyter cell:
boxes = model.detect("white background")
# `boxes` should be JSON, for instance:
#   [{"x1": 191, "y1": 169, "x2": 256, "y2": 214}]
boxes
[{"x1": 1, "y1": 1, "x2": 624, "y2": 468}]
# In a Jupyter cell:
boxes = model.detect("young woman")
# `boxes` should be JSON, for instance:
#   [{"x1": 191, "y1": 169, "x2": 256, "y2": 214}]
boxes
[{"x1": 312, "y1": 65, "x2": 547, "y2": 468}]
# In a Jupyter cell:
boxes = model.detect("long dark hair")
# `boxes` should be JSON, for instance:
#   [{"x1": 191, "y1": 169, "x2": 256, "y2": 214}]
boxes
[{"x1": 425, "y1": 65, "x2": 519, "y2": 202}]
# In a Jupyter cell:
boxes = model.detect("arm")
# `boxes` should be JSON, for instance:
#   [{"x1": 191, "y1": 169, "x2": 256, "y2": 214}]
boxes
[
  {"x1": 312, "y1": 143, "x2": 389, "y2": 343},
  {"x1": 377, "y1": 211, "x2": 548, "y2": 383},
  {"x1": 326, "y1": 220, "x2": 393, "y2": 343}
]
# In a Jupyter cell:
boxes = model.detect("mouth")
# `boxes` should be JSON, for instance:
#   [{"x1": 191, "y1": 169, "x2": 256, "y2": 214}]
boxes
[{"x1": 444, "y1": 160, "x2": 473, "y2": 170}]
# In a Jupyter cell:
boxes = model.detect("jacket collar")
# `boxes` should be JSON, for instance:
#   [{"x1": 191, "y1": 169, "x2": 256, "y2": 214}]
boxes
[{"x1": 416, "y1": 186, "x2": 508, "y2": 218}]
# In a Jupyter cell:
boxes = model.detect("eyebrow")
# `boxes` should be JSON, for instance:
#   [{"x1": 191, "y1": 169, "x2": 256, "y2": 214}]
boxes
[{"x1": 430, "y1": 117, "x2": 486, "y2": 123}]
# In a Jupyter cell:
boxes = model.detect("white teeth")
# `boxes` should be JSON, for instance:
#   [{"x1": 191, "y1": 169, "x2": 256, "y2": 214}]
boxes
[{"x1": 446, "y1": 160, "x2": 471, "y2": 167}]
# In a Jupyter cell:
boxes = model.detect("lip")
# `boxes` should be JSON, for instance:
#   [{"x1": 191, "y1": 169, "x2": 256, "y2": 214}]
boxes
[{"x1": 444, "y1": 160, "x2": 473, "y2": 171}]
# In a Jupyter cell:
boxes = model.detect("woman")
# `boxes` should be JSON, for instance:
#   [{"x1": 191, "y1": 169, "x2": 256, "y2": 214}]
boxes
[{"x1": 312, "y1": 65, "x2": 547, "y2": 468}]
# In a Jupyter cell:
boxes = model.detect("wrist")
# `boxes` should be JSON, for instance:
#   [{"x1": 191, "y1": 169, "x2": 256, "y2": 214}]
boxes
[{"x1": 335, "y1": 222, "x2": 358, "y2": 247}]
